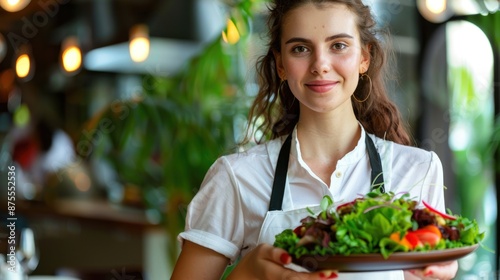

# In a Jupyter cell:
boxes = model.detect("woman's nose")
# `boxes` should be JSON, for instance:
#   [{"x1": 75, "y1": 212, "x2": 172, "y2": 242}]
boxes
[{"x1": 310, "y1": 50, "x2": 331, "y2": 74}]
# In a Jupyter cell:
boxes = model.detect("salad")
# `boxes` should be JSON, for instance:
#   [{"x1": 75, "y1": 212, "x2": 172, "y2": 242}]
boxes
[{"x1": 274, "y1": 190, "x2": 484, "y2": 259}]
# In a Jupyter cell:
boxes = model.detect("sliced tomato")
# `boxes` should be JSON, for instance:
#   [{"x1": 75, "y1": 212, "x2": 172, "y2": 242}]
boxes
[
  {"x1": 412, "y1": 229, "x2": 441, "y2": 247},
  {"x1": 422, "y1": 200, "x2": 457, "y2": 220}
]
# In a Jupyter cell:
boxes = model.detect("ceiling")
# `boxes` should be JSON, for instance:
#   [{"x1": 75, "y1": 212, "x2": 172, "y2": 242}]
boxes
[
  {"x1": 0, "y1": 0, "x2": 225, "y2": 76},
  {"x1": 0, "y1": 0, "x2": 228, "y2": 132}
]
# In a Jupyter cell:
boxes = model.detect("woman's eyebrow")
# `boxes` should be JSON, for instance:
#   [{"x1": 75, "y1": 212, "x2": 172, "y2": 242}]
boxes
[
  {"x1": 285, "y1": 33, "x2": 354, "y2": 45},
  {"x1": 325, "y1": 33, "x2": 353, "y2": 41}
]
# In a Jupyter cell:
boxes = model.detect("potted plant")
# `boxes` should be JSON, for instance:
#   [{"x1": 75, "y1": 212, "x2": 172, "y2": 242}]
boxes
[{"x1": 79, "y1": 0, "x2": 264, "y2": 263}]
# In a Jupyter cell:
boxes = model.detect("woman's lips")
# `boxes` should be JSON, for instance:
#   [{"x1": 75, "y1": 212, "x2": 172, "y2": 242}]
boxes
[{"x1": 305, "y1": 81, "x2": 338, "y2": 93}]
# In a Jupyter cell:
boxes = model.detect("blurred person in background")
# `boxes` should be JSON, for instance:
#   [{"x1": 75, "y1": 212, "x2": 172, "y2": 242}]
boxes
[{"x1": 10, "y1": 117, "x2": 75, "y2": 199}]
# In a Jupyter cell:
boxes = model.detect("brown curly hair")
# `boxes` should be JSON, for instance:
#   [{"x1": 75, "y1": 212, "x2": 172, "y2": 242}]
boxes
[{"x1": 242, "y1": 0, "x2": 411, "y2": 146}]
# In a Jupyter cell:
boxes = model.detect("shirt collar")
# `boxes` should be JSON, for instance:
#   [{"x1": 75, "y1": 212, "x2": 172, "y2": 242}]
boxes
[{"x1": 291, "y1": 123, "x2": 368, "y2": 169}]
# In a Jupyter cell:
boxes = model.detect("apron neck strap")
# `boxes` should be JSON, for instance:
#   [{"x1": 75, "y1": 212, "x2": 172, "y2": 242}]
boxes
[
  {"x1": 268, "y1": 132, "x2": 384, "y2": 211},
  {"x1": 365, "y1": 132, "x2": 385, "y2": 193},
  {"x1": 268, "y1": 133, "x2": 292, "y2": 211}
]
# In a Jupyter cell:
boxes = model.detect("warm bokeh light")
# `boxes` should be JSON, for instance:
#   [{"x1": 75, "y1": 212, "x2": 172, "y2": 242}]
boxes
[
  {"x1": 130, "y1": 37, "x2": 150, "y2": 62},
  {"x1": 0, "y1": 0, "x2": 31, "y2": 12},
  {"x1": 129, "y1": 24, "x2": 150, "y2": 63},
  {"x1": 417, "y1": 0, "x2": 451, "y2": 23},
  {"x1": 426, "y1": 0, "x2": 446, "y2": 14},
  {"x1": 15, "y1": 53, "x2": 31, "y2": 79},
  {"x1": 61, "y1": 37, "x2": 82, "y2": 73},
  {"x1": 62, "y1": 47, "x2": 82, "y2": 72},
  {"x1": 222, "y1": 18, "x2": 240, "y2": 45}
]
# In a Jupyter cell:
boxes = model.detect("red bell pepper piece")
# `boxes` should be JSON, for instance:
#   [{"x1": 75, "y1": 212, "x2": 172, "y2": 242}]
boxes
[{"x1": 404, "y1": 232, "x2": 423, "y2": 249}]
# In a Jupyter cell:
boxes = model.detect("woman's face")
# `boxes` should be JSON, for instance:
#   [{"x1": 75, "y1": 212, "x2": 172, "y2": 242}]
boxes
[{"x1": 275, "y1": 3, "x2": 370, "y2": 115}]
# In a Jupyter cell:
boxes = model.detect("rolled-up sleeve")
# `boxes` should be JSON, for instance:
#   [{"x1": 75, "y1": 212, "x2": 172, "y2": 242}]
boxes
[{"x1": 178, "y1": 156, "x2": 245, "y2": 263}]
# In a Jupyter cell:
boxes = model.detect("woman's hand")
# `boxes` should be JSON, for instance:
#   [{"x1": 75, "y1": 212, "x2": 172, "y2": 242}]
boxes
[
  {"x1": 404, "y1": 261, "x2": 458, "y2": 280},
  {"x1": 227, "y1": 243, "x2": 337, "y2": 280}
]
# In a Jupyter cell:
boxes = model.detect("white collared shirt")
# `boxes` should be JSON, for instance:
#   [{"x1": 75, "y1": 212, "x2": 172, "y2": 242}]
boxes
[{"x1": 179, "y1": 125, "x2": 445, "y2": 264}]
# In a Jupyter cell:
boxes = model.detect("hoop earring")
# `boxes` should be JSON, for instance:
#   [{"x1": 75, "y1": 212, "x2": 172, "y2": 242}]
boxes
[{"x1": 353, "y1": 73, "x2": 372, "y2": 102}]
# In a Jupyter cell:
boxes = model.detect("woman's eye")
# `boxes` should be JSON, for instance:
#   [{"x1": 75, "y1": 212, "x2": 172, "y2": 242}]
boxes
[
  {"x1": 292, "y1": 46, "x2": 309, "y2": 53},
  {"x1": 332, "y1": 43, "x2": 347, "y2": 50}
]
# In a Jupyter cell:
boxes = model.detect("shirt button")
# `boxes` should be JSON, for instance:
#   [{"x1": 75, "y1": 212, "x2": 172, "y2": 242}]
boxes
[{"x1": 335, "y1": 171, "x2": 342, "y2": 178}]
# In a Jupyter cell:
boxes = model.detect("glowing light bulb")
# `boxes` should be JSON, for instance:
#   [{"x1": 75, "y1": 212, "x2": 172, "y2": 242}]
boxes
[
  {"x1": 61, "y1": 37, "x2": 82, "y2": 73},
  {"x1": 0, "y1": 0, "x2": 31, "y2": 12},
  {"x1": 417, "y1": 0, "x2": 451, "y2": 23},
  {"x1": 16, "y1": 54, "x2": 31, "y2": 79},
  {"x1": 62, "y1": 47, "x2": 82, "y2": 72},
  {"x1": 426, "y1": 0, "x2": 446, "y2": 14},
  {"x1": 129, "y1": 24, "x2": 150, "y2": 63}
]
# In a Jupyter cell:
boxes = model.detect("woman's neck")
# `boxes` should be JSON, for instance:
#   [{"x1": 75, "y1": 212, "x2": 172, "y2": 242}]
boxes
[
  {"x1": 295, "y1": 109, "x2": 360, "y2": 186},
  {"x1": 296, "y1": 109, "x2": 360, "y2": 161}
]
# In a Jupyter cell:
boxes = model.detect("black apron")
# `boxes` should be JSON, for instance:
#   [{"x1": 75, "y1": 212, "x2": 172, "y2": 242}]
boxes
[{"x1": 268, "y1": 132, "x2": 385, "y2": 211}]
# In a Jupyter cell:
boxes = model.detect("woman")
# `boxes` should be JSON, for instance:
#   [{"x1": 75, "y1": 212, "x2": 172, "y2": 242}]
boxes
[{"x1": 172, "y1": 0, "x2": 458, "y2": 279}]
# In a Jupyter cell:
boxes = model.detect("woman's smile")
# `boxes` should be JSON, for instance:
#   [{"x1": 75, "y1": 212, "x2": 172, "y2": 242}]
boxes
[{"x1": 304, "y1": 80, "x2": 339, "y2": 94}]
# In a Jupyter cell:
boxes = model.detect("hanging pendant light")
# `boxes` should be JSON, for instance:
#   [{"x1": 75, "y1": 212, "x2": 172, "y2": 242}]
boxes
[{"x1": 0, "y1": 0, "x2": 31, "y2": 12}]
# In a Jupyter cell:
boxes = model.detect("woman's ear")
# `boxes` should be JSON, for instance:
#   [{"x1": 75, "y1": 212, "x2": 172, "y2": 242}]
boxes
[
  {"x1": 273, "y1": 50, "x2": 286, "y2": 79},
  {"x1": 359, "y1": 45, "x2": 371, "y2": 74}
]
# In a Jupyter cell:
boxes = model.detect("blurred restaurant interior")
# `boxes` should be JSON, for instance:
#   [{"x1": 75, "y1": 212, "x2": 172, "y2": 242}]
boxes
[{"x1": 0, "y1": 0, "x2": 499, "y2": 279}]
